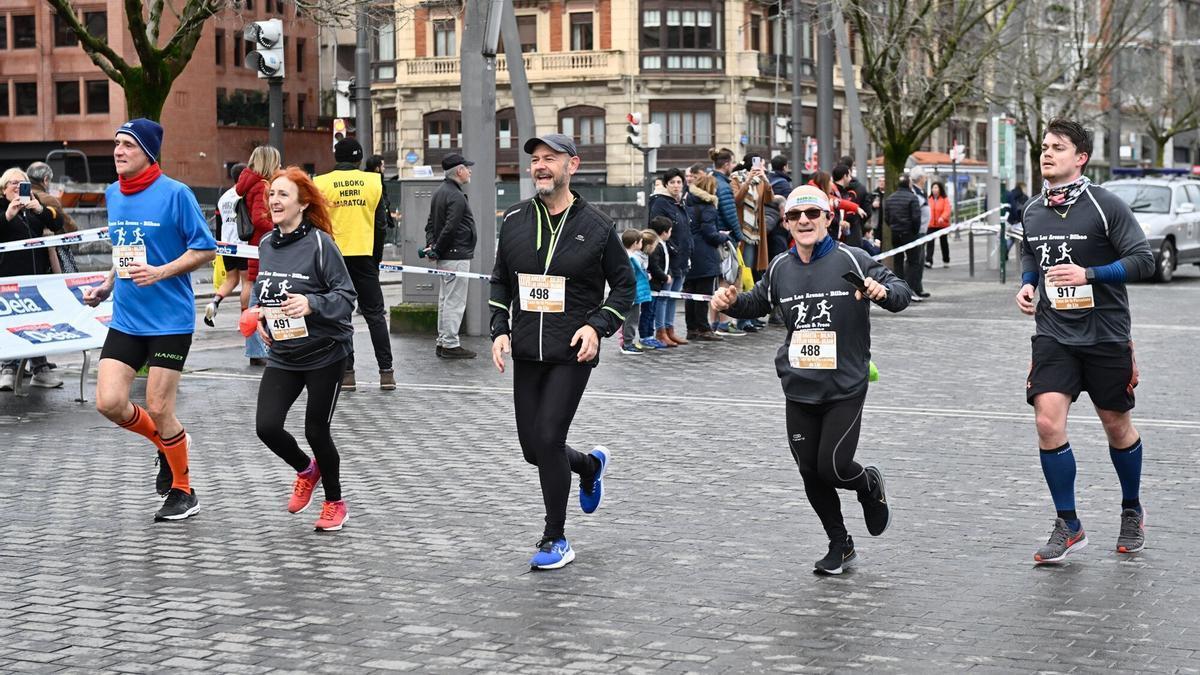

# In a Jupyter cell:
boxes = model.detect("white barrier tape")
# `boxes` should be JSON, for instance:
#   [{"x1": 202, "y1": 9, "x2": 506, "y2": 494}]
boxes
[
  {"x1": 651, "y1": 290, "x2": 714, "y2": 301},
  {"x1": 215, "y1": 241, "x2": 260, "y2": 259},
  {"x1": 0, "y1": 227, "x2": 110, "y2": 253},
  {"x1": 871, "y1": 206, "x2": 1006, "y2": 262},
  {"x1": 378, "y1": 262, "x2": 492, "y2": 281}
]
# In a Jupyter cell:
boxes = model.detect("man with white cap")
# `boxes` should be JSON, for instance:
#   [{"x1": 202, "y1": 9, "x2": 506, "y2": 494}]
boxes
[
  {"x1": 82, "y1": 118, "x2": 217, "y2": 522},
  {"x1": 711, "y1": 185, "x2": 912, "y2": 575}
]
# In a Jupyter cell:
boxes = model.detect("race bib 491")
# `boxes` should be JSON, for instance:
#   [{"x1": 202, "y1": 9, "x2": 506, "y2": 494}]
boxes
[{"x1": 262, "y1": 307, "x2": 309, "y2": 341}]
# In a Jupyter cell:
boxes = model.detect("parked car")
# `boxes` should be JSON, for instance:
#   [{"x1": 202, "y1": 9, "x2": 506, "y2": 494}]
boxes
[{"x1": 1103, "y1": 172, "x2": 1200, "y2": 282}]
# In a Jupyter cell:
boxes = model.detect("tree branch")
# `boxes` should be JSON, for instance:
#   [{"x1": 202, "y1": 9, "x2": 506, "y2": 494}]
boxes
[{"x1": 43, "y1": 0, "x2": 131, "y2": 74}]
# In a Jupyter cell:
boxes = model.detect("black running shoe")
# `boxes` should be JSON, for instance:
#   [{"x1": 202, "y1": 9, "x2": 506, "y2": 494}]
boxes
[
  {"x1": 154, "y1": 488, "x2": 200, "y2": 521},
  {"x1": 155, "y1": 451, "x2": 172, "y2": 498},
  {"x1": 858, "y1": 466, "x2": 892, "y2": 536},
  {"x1": 814, "y1": 536, "x2": 857, "y2": 575}
]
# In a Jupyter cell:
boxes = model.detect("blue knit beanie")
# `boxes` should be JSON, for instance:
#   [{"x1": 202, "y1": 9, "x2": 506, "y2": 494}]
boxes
[{"x1": 116, "y1": 118, "x2": 163, "y2": 163}]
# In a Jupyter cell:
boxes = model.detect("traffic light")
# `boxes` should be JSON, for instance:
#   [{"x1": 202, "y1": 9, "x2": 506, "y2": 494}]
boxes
[
  {"x1": 332, "y1": 118, "x2": 347, "y2": 150},
  {"x1": 244, "y1": 19, "x2": 285, "y2": 78},
  {"x1": 644, "y1": 123, "x2": 663, "y2": 150},
  {"x1": 626, "y1": 112, "x2": 642, "y2": 149}
]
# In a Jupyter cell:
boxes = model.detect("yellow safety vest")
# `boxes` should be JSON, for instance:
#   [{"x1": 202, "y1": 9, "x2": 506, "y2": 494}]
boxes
[{"x1": 313, "y1": 169, "x2": 382, "y2": 257}]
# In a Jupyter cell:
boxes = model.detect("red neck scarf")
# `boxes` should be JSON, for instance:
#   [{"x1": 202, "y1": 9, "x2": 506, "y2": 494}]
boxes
[{"x1": 118, "y1": 164, "x2": 162, "y2": 195}]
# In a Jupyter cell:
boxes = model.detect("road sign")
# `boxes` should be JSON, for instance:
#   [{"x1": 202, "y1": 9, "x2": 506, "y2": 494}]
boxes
[{"x1": 405, "y1": 151, "x2": 419, "y2": 165}]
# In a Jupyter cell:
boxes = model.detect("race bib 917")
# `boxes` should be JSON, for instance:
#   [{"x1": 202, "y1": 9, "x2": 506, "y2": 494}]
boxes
[
  {"x1": 1046, "y1": 283, "x2": 1095, "y2": 310},
  {"x1": 518, "y1": 273, "x2": 566, "y2": 313},
  {"x1": 113, "y1": 245, "x2": 147, "y2": 279},
  {"x1": 789, "y1": 330, "x2": 837, "y2": 369}
]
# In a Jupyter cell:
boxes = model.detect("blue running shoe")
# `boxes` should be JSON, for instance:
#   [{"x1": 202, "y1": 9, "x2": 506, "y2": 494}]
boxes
[
  {"x1": 530, "y1": 537, "x2": 575, "y2": 570},
  {"x1": 580, "y1": 446, "x2": 610, "y2": 514}
]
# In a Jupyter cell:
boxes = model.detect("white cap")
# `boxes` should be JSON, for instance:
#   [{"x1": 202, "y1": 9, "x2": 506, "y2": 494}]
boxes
[{"x1": 784, "y1": 185, "x2": 831, "y2": 213}]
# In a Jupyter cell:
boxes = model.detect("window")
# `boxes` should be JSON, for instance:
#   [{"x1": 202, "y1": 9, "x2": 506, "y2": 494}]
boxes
[
  {"x1": 245, "y1": 0, "x2": 254, "y2": 10},
  {"x1": 747, "y1": 109, "x2": 771, "y2": 149},
  {"x1": 640, "y1": 3, "x2": 724, "y2": 72},
  {"x1": 1184, "y1": 184, "x2": 1200, "y2": 206},
  {"x1": 424, "y1": 110, "x2": 462, "y2": 150},
  {"x1": 498, "y1": 116, "x2": 515, "y2": 149},
  {"x1": 85, "y1": 11, "x2": 106, "y2": 39},
  {"x1": 215, "y1": 30, "x2": 225, "y2": 66},
  {"x1": 433, "y1": 19, "x2": 456, "y2": 57},
  {"x1": 372, "y1": 18, "x2": 395, "y2": 80},
  {"x1": 14, "y1": 82, "x2": 37, "y2": 115},
  {"x1": 517, "y1": 15, "x2": 537, "y2": 53},
  {"x1": 54, "y1": 12, "x2": 76, "y2": 46},
  {"x1": 56, "y1": 80, "x2": 81, "y2": 115},
  {"x1": 86, "y1": 80, "x2": 108, "y2": 113},
  {"x1": 749, "y1": 13, "x2": 761, "y2": 51},
  {"x1": 558, "y1": 105, "x2": 606, "y2": 146},
  {"x1": 570, "y1": 13, "x2": 593, "y2": 51},
  {"x1": 0, "y1": 83, "x2": 8, "y2": 116},
  {"x1": 234, "y1": 37, "x2": 244, "y2": 67},
  {"x1": 649, "y1": 100, "x2": 714, "y2": 146},
  {"x1": 296, "y1": 93, "x2": 306, "y2": 127},
  {"x1": 13, "y1": 15, "x2": 36, "y2": 49},
  {"x1": 0, "y1": 16, "x2": 7, "y2": 49},
  {"x1": 296, "y1": 38, "x2": 305, "y2": 73},
  {"x1": 381, "y1": 111, "x2": 397, "y2": 154}
]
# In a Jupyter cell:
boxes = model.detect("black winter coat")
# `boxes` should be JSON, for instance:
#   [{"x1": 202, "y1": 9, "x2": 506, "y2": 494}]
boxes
[
  {"x1": 647, "y1": 190, "x2": 692, "y2": 277},
  {"x1": 489, "y1": 193, "x2": 635, "y2": 365},
  {"x1": 424, "y1": 177, "x2": 477, "y2": 260},
  {"x1": 883, "y1": 188, "x2": 921, "y2": 235},
  {"x1": 686, "y1": 186, "x2": 729, "y2": 279},
  {"x1": 0, "y1": 197, "x2": 60, "y2": 277}
]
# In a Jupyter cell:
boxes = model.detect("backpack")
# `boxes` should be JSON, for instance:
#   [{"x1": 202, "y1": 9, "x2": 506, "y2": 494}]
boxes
[{"x1": 235, "y1": 196, "x2": 255, "y2": 241}]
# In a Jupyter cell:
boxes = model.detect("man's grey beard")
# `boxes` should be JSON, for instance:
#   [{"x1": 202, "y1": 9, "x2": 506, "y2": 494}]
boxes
[{"x1": 535, "y1": 171, "x2": 567, "y2": 197}]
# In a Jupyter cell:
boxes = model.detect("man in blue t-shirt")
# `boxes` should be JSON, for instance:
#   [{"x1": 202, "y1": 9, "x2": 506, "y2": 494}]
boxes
[{"x1": 83, "y1": 119, "x2": 216, "y2": 522}]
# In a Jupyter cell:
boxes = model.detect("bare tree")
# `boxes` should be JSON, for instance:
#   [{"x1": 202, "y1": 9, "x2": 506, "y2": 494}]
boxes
[
  {"x1": 42, "y1": 0, "x2": 412, "y2": 121},
  {"x1": 1123, "y1": 31, "x2": 1200, "y2": 166},
  {"x1": 991, "y1": 0, "x2": 1157, "y2": 184},
  {"x1": 844, "y1": 0, "x2": 1019, "y2": 191}
]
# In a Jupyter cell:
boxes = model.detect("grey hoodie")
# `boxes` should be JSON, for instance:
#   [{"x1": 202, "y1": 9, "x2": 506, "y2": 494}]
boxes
[
  {"x1": 725, "y1": 238, "x2": 911, "y2": 404},
  {"x1": 255, "y1": 222, "x2": 357, "y2": 371}
]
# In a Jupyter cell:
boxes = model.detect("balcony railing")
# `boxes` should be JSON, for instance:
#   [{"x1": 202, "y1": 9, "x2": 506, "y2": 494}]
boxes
[{"x1": 401, "y1": 50, "x2": 623, "y2": 85}]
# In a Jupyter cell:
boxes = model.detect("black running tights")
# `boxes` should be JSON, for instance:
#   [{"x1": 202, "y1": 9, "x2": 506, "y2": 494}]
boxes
[
  {"x1": 786, "y1": 394, "x2": 870, "y2": 542},
  {"x1": 512, "y1": 359, "x2": 599, "y2": 540},
  {"x1": 256, "y1": 358, "x2": 347, "y2": 502}
]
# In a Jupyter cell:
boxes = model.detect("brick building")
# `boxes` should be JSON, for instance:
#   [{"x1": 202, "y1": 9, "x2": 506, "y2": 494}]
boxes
[{"x1": 0, "y1": 0, "x2": 332, "y2": 195}]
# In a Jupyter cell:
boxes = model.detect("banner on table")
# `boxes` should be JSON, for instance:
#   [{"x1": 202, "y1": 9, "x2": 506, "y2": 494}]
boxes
[{"x1": 0, "y1": 273, "x2": 112, "y2": 361}]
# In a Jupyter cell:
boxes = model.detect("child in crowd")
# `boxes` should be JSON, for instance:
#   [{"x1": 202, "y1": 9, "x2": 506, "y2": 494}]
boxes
[
  {"x1": 640, "y1": 229, "x2": 670, "y2": 349},
  {"x1": 620, "y1": 228, "x2": 653, "y2": 354}
]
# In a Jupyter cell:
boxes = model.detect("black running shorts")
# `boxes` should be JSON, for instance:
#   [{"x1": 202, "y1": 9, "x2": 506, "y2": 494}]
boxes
[
  {"x1": 1026, "y1": 335, "x2": 1138, "y2": 412},
  {"x1": 100, "y1": 327, "x2": 193, "y2": 372},
  {"x1": 222, "y1": 254, "x2": 249, "y2": 271}
]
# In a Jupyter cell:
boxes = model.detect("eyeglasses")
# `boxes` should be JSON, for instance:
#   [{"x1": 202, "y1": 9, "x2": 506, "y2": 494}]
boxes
[{"x1": 785, "y1": 208, "x2": 827, "y2": 222}]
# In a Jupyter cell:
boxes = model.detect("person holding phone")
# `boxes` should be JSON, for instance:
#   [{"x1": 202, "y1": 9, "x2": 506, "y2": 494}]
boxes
[
  {"x1": 1, "y1": 167, "x2": 66, "y2": 391},
  {"x1": 252, "y1": 167, "x2": 357, "y2": 532},
  {"x1": 710, "y1": 185, "x2": 912, "y2": 575}
]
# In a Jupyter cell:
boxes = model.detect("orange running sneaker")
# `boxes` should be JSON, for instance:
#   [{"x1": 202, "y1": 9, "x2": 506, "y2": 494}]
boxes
[
  {"x1": 314, "y1": 500, "x2": 348, "y2": 531},
  {"x1": 287, "y1": 461, "x2": 322, "y2": 514}
]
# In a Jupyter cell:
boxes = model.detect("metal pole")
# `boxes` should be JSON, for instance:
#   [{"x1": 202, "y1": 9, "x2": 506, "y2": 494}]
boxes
[
  {"x1": 816, "y1": 1, "x2": 834, "y2": 171},
  {"x1": 354, "y1": 3, "x2": 373, "y2": 158},
  {"x1": 268, "y1": 77, "x2": 284, "y2": 161},
  {"x1": 830, "y1": 1, "x2": 866, "y2": 174},
  {"x1": 500, "y1": 0, "x2": 535, "y2": 200},
  {"x1": 1108, "y1": 50, "x2": 1121, "y2": 177},
  {"x1": 790, "y1": 0, "x2": 804, "y2": 176},
  {"x1": 461, "y1": 0, "x2": 496, "y2": 337}
]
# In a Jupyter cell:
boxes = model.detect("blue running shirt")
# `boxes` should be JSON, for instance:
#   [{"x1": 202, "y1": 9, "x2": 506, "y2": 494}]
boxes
[{"x1": 105, "y1": 176, "x2": 216, "y2": 335}]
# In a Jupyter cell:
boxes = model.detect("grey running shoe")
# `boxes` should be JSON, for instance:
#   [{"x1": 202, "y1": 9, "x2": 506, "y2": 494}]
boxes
[
  {"x1": 1034, "y1": 518, "x2": 1087, "y2": 564},
  {"x1": 154, "y1": 488, "x2": 200, "y2": 521},
  {"x1": 31, "y1": 368, "x2": 63, "y2": 388},
  {"x1": 814, "y1": 536, "x2": 857, "y2": 575},
  {"x1": 858, "y1": 466, "x2": 892, "y2": 536},
  {"x1": 1116, "y1": 508, "x2": 1145, "y2": 554}
]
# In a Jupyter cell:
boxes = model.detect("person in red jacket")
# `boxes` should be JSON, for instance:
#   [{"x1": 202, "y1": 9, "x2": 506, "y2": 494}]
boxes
[
  {"x1": 925, "y1": 181, "x2": 952, "y2": 268},
  {"x1": 236, "y1": 146, "x2": 280, "y2": 366}
]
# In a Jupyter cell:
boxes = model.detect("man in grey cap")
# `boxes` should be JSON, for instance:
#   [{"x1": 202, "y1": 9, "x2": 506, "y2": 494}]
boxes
[{"x1": 424, "y1": 152, "x2": 477, "y2": 358}]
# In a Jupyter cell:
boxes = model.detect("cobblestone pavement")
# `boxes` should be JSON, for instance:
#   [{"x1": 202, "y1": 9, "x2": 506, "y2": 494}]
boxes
[{"x1": 2, "y1": 242, "x2": 1200, "y2": 673}]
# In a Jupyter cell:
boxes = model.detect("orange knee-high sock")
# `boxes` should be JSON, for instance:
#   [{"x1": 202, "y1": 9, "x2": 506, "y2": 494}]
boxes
[
  {"x1": 159, "y1": 429, "x2": 191, "y2": 492},
  {"x1": 117, "y1": 404, "x2": 163, "y2": 448}
]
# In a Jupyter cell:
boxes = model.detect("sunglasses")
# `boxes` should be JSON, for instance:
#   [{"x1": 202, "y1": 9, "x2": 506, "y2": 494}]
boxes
[{"x1": 785, "y1": 208, "x2": 827, "y2": 222}]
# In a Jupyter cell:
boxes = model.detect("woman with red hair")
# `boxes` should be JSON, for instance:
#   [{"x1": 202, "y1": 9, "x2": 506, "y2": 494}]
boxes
[{"x1": 252, "y1": 167, "x2": 358, "y2": 532}]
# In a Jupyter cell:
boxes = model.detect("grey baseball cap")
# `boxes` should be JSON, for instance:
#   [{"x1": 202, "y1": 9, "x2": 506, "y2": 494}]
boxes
[{"x1": 523, "y1": 134, "x2": 578, "y2": 157}]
